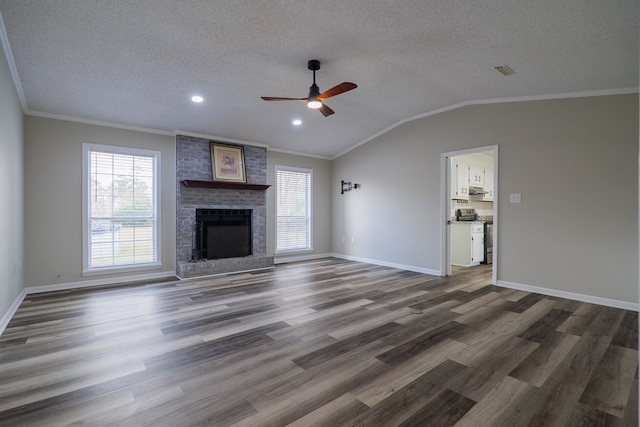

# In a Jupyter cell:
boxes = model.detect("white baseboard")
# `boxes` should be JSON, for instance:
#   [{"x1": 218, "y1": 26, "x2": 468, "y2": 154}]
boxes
[
  {"x1": 331, "y1": 253, "x2": 442, "y2": 276},
  {"x1": 497, "y1": 280, "x2": 639, "y2": 312},
  {"x1": 2, "y1": 272, "x2": 178, "y2": 336},
  {"x1": 327, "y1": 255, "x2": 638, "y2": 311},
  {"x1": 0, "y1": 289, "x2": 27, "y2": 336},
  {"x1": 25, "y1": 270, "x2": 177, "y2": 294}
]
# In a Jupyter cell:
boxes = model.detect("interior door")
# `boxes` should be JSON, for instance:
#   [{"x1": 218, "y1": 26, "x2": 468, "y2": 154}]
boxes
[{"x1": 441, "y1": 146, "x2": 498, "y2": 284}]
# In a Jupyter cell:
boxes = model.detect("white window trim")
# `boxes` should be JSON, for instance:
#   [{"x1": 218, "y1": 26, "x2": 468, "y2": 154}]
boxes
[
  {"x1": 82, "y1": 143, "x2": 162, "y2": 275},
  {"x1": 275, "y1": 165, "x2": 313, "y2": 254}
]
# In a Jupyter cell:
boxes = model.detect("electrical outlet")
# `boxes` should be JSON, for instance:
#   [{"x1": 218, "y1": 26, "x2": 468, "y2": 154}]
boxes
[
  {"x1": 351, "y1": 237, "x2": 356, "y2": 244},
  {"x1": 509, "y1": 193, "x2": 522, "y2": 203}
]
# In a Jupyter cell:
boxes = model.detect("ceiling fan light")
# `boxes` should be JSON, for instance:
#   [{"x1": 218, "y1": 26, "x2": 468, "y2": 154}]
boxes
[{"x1": 307, "y1": 99, "x2": 322, "y2": 109}]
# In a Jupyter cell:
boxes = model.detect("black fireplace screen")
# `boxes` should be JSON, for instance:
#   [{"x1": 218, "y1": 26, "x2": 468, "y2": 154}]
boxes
[{"x1": 194, "y1": 209, "x2": 251, "y2": 260}]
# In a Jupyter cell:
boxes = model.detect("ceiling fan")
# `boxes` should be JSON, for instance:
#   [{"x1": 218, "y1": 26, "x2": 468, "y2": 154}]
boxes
[{"x1": 261, "y1": 60, "x2": 357, "y2": 117}]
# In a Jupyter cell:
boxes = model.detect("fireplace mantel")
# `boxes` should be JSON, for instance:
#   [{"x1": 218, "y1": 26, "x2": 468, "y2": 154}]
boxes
[{"x1": 181, "y1": 180, "x2": 271, "y2": 191}]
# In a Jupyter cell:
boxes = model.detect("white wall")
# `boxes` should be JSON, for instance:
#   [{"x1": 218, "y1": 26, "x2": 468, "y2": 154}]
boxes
[
  {"x1": 267, "y1": 150, "x2": 332, "y2": 260},
  {"x1": 332, "y1": 95, "x2": 638, "y2": 304},
  {"x1": 23, "y1": 116, "x2": 176, "y2": 287},
  {"x1": 0, "y1": 33, "x2": 24, "y2": 320}
]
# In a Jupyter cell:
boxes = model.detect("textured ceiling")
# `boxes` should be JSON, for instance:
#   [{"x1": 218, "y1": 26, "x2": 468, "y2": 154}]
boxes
[{"x1": 0, "y1": 0, "x2": 637, "y2": 158}]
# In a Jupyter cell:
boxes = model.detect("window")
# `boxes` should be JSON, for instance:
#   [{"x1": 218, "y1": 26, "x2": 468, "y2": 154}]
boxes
[
  {"x1": 83, "y1": 143, "x2": 160, "y2": 273},
  {"x1": 276, "y1": 166, "x2": 312, "y2": 253}
]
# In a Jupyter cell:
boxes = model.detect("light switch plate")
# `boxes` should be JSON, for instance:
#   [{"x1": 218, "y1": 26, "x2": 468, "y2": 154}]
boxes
[{"x1": 510, "y1": 193, "x2": 522, "y2": 203}]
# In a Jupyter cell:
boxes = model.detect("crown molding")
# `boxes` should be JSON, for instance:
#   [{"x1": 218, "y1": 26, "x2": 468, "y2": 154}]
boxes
[
  {"x1": 331, "y1": 87, "x2": 639, "y2": 159},
  {"x1": 26, "y1": 110, "x2": 175, "y2": 136},
  {"x1": 0, "y1": 10, "x2": 27, "y2": 111},
  {"x1": 268, "y1": 146, "x2": 332, "y2": 160},
  {"x1": 174, "y1": 130, "x2": 269, "y2": 148}
]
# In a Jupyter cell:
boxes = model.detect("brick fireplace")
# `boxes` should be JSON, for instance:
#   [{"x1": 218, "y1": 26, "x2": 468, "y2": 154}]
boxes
[{"x1": 175, "y1": 135, "x2": 273, "y2": 278}]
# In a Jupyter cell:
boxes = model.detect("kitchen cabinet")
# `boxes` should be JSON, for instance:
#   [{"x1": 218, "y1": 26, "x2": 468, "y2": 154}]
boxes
[
  {"x1": 451, "y1": 223, "x2": 484, "y2": 267},
  {"x1": 452, "y1": 159, "x2": 469, "y2": 200},
  {"x1": 483, "y1": 168, "x2": 494, "y2": 201},
  {"x1": 472, "y1": 226, "x2": 484, "y2": 263},
  {"x1": 469, "y1": 165, "x2": 485, "y2": 188}
]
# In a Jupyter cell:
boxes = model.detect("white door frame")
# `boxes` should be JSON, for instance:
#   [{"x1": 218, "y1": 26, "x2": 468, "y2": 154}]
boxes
[{"x1": 440, "y1": 145, "x2": 498, "y2": 285}]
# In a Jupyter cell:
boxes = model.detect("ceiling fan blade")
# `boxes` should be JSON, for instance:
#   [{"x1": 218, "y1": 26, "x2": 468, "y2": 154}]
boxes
[
  {"x1": 318, "y1": 82, "x2": 357, "y2": 100},
  {"x1": 261, "y1": 96, "x2": 307, "y2": 101},
  {"x1": 318, "y1": 103, "x2": 335, "y2": 117}
]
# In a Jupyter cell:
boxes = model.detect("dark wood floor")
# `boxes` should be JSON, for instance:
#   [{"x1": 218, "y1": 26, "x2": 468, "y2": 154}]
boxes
[{"x1": 0, "y1": 258, "x2": 637, "y2": 426}]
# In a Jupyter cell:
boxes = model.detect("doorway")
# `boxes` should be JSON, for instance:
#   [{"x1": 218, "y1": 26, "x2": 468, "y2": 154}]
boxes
[{"x1": 440, "y1": 145, "x2": 497, "y2": 285}]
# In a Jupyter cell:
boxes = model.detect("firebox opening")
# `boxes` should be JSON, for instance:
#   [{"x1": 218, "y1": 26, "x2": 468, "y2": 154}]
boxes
[{"x1": 195, "y1": 209, "x2": 251, "y2": 260}]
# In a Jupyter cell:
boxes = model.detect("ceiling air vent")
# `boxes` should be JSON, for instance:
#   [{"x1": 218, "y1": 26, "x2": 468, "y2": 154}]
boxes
[{"x1": 493, "y1": 65, "x2": 515, "y2": 76}]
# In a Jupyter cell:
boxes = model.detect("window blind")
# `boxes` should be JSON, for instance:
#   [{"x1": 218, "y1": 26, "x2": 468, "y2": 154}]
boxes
[
  {"x1": 276, "y1": 166, "x2": 311, "y2": 252},
  {"x1": 87, "y1": 148, "x2": 158, "y2": 269}
]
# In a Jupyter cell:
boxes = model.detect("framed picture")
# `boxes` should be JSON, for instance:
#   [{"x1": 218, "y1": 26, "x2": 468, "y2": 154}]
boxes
[{"x1": 211, "y1": 143, "x2": 246, "y2": 182}]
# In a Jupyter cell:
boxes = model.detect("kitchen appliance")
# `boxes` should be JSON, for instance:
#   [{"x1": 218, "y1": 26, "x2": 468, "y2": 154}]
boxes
[
  {"x1": 468, "y1": 186, "x2": 488, "y2": 195},
  {"x1": 455, "y1": 208, "x2": 476, "y2": 221},
  {"x1": 482, "y1": 220, "x2": 493, "y2": 264}
]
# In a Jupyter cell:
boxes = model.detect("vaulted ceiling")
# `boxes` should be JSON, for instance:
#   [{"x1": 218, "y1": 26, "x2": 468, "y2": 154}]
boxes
[{"x1": 0, "y1": 1, "x2": 637, "y2": 158}]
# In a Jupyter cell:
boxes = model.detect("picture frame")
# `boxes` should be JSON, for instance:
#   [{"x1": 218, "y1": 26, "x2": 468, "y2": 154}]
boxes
[{"x1": 211, "y1": 143, "x2": 246, "y2": 182}]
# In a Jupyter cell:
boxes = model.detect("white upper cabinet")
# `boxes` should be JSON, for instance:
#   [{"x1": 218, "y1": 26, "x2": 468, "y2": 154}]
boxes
[
  {"x1": 452, "y1": 159, "x2": 469, "y2": 200},
  {"x1": 469, "y1": 165, "x2": 485, "y2": 188},
  {"x1": 483, "y1": 168, "x2": 494, "y2": 201},
  {"x1": 451, "y1": 152, "x2": 495, "y2": 202}
]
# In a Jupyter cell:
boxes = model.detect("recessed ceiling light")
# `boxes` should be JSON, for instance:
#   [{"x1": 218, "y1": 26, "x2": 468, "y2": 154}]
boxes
[
  {"x1": 191, "y1": 95, "x2": 204, "y2": 103},
  {"x1": 292, "y1": 119, "x2": 302, "y2": 126}
]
